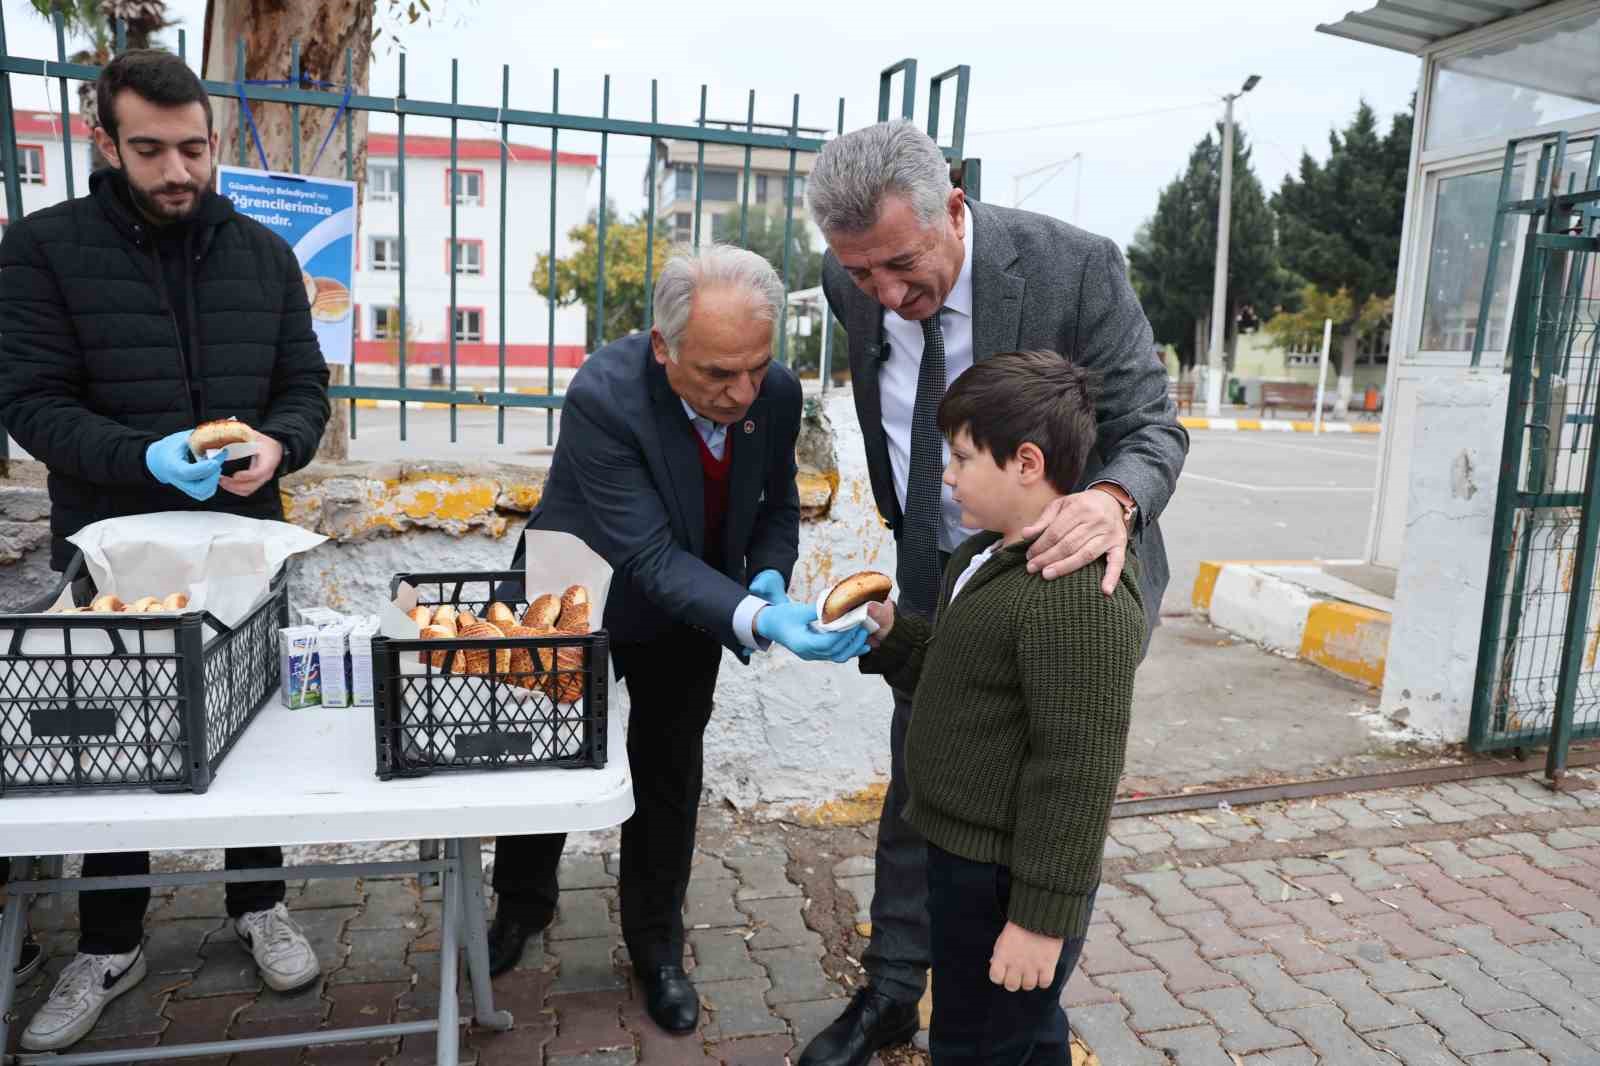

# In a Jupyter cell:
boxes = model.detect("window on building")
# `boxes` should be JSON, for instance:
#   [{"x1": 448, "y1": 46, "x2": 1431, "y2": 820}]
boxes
[
  {"x1": 450, "y1": 169, "x2": 484, "y2": 205},
  {"x1": 1418, "y1": 165, "x2": 1525, "y2": 352},
  {"x1": 370, "y1": 236, "x2": 401, "y2": 272},
  {"x1": 674, "y1": 164, "x2": 694, "y2": 200},
  {"x1": 756, "y1": 174, "x2": 769, "y2": 204},
  {"x1": 451, "y1": 240, "x2": 483, "y2": 276},
  {"x1": 454, "y1": 308, "x2": 483, "y2": 343},
  {"x1": 1425, "y1": 8, "x2": 1600, "y2": 151},
  {"x1": 673, "y1": 211, "x2": 691, "y2": 242},
  {"x1": 701, "y1": 169, "x2": 738, "y2": 202},
  {"x1": 372, "y1": 306, "x2": 400, "y2": 340},
  {"x1": 785, "y1": 175, "x2": 807, "y2": 207},
  {"x1": 368, "y1": 163, "x2": 397, "y2": 203},
  {"x1": 1, "y1": 145, "x2": 45, "y2": 185}
]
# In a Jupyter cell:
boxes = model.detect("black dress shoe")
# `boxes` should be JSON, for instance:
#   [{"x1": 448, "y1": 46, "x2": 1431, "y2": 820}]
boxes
[
  {"x1": 638, "y1": 964, "x2": 699, "y2": 1033},
  {"x1": 487, "y1": 908, "x2": 552, "y2": 977},
  {"x1": 797, "y1": 985, "x2": 919, "y2": 1066}
]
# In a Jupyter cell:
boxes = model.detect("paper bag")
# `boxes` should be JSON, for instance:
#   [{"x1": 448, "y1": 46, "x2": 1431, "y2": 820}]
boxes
[{"x1": 68, "y1": 511, "x2": 326, "y2": 628}]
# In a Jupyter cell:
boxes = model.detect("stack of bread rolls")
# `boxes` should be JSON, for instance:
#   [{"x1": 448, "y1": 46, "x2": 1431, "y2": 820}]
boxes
[
  {"x1": 414, "y1": 584, "x2": 594, "y2": 703},
  {"x1": 48, "y1": 592, "x2": 190, "y2": 614}
]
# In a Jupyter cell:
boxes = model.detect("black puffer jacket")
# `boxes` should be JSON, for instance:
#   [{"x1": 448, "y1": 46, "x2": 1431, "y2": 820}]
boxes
[{"x1": 0, "y1": 168, "x2": 330, "y2": 570}]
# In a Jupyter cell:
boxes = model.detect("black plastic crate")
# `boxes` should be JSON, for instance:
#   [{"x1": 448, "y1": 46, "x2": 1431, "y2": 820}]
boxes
[
  {"x1": 372, "y1": 570, "x2": 609, "y2": 779},
  {"x1": 0, "y1": 555, "x2": 289, "y2": 795}
]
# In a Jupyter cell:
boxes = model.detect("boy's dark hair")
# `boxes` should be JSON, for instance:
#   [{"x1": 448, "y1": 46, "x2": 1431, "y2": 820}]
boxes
[
  {"x1": 937, "y1": 350, "x2": 1099, "y2": 494},
  {"x1": 96, "y1": 50, "x2": 213, "y2": 144}
]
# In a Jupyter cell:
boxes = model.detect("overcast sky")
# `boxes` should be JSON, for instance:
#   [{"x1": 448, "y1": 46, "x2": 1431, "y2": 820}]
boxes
[{"x1": 1, "y1": 0, "x2": 1423, "y2": 253}]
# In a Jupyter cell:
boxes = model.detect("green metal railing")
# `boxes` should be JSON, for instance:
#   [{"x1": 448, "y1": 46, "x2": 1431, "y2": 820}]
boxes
[
  {"x1": 1470, "y1": 131, "x2": 1600, "y2": 784},
  {"x1": 0, "y1": 10, "x2": 973, "y2": 455}
]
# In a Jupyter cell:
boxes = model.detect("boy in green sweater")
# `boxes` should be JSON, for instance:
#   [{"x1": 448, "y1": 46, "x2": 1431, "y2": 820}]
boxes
[{"x1": 859, "y1": 349, "x2": 1143, "y2": 1065}]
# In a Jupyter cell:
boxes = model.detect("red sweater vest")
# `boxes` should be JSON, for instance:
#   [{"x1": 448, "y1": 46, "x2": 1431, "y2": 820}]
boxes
[{"x1": 695, "y1": 429, "x2": 733, "y2": 567}]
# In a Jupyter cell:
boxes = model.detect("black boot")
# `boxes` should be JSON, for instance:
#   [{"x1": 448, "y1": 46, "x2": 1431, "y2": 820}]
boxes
[
  {"x1": 797, "y1": 985, "x2": 920, "y2": 1066},
  {"x1": 637, "y1": 964, "x2": 698, "y2": 1033},
  {"x1": 487, "y1": 906, "x2": 553, "y2": 977}
]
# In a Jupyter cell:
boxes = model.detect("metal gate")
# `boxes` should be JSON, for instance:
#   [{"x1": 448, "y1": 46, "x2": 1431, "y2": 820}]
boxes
[
  {"x1": 1470, "y1": 131, "x2": 1600, "y2": 784},
  {"x1": 0, "y1": 8, "x2": 974, "y2": 455}
]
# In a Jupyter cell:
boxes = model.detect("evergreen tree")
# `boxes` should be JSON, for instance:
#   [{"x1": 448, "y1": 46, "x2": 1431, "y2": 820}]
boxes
[
  {"x1": 1272, "y1": 100, "x2": 1413, "y2": 411},
  {"x1": 1128, "y1": 123, "x2": 1285, "y2": 373}
]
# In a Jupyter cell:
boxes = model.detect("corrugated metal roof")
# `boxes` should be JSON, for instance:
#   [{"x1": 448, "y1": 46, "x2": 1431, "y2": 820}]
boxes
[{"x1": 1317, "y1": 0, "x2": 1555, "y2": 53}]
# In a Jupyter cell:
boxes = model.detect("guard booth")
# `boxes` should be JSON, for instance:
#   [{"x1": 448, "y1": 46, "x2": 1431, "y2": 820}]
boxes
[
  {"x1": 1317, "y1": 0, "x2": 1600, "y2": 569},
  {"x1": 1318, "y1": 1, "x2": 1600, "y2": 777}
]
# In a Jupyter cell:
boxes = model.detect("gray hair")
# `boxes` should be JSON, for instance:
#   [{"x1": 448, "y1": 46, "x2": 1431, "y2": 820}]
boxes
[
  {"x1": 806, "y1": 118, "x2": 953, "y2": 235},
  {"x1": 652, "y1": 244, "x2": 784, "y2": 360}
]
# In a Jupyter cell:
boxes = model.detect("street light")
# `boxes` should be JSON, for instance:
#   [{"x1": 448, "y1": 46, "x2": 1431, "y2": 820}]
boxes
[{"x1": 1203, "y1": 74, "x2": 1262, "y2": 417}]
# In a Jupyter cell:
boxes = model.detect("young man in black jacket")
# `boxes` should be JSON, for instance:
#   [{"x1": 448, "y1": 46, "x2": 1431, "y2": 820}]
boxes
[{"x1": 0, "y1": 50, "x2": 330, "y2": 1052}]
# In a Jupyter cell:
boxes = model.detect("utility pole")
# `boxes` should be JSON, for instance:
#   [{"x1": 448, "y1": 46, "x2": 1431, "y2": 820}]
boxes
[{"x1": 1203, "y1": 74, "x2": 1260, "y2": 417}]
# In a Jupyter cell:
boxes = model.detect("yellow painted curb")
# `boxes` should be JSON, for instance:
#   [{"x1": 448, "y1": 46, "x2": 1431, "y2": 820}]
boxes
[
  {"x1": 1191, "y1": 558, "x2": 1308, "y2": 611},
  {"x1": 1235, "y1": 419, "x2": 1262, "y2": 431},
  {"x1": 1193, "y1": 560, "x2": 1224, "y2": 611},
  {"x1": 1180, "y1": 417, "x2": 1211, "y2": 430},
  {"x1": 1352, "y1": 423, "x2": 1381, "y2": 434},
  {"x1": 1300, "y1": 601, "x2": 1390, "y2": 689}
]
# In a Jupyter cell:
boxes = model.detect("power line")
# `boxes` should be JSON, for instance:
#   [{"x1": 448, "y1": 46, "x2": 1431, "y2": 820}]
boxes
[{"x1": 967, "y1": 100, "x2": 1217, "y2": 138}]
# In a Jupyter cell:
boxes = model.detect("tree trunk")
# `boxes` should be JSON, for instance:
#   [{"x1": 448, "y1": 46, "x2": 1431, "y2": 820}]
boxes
[
  {"x1": 202, "y1": 0, "x2": 374, "y2": 462},
  {"x1": 1334, "y1": 329, "x2": 1359, "y2": 419}
]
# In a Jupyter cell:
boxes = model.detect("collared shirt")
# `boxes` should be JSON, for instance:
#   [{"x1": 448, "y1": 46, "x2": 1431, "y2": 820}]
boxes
[
  {"x1": 876, "y1": 205, "x2": 1136, "y2": 543},
  {"x1": 878, "y1": 203, "x2": 980, "y2": 552},
  {"x1": 682, "y1": 397, "x2": 766, "y2": 650},
  {"x1": 681, "y1": 397, "x2": 730, "y2": 461},
  {"x1": 950, "y1": 542, "x2": 1000, "y2": 603}
]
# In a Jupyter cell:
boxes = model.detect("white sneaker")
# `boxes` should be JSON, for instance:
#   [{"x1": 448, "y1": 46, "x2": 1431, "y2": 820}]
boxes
[
  {"x1": 235, "y1": 903, "x2": 321, "y2": 993},
  {"x1": 20, "y1": 947, "x2": 146, "y2": 1052}
]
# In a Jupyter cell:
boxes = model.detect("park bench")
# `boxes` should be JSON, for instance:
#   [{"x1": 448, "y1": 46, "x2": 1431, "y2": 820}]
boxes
[
  {"x1": 1259, "y1": 381, "x2": 1321, "y2": 418},
  {"x1": 1168, "y1": 380, "x2": 1196, "y2": 415}
]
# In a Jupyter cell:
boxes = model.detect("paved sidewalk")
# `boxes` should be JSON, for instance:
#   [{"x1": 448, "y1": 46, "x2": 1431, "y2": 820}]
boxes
[{"x1": 6, "y1": 767, "x2": 1600, "y2": 1064}]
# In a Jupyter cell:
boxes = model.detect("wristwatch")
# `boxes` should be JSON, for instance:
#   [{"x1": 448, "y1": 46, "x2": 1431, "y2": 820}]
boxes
[{"x1": 1092, "y1": 484, "x2": 1138, "y2": 535}]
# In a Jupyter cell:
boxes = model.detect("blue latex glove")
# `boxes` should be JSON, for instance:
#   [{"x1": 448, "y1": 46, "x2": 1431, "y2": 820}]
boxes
[
  {"x1": 749, "y1": 569, "x2": 788, "y2": 606},
  {"x1": 755, "y1": 601, "x2": 872, "y2": 663},
  {"x1": 145, "y1": 430, "x2": 223, "y2": 502}
]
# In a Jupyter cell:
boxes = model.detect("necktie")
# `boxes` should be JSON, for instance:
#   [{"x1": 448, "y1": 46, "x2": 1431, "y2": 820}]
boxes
[{"x1": 898, "y1": 312, "x2": 948, "y2": 620}]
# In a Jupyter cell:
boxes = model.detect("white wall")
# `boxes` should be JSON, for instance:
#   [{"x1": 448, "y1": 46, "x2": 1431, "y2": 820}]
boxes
[
  {"x1": 353, "y1": 154, "x2": 592, "y2": 356},
  {"x1": 2, "y1": 134, "x2": 93, "y2": 225},
  {"x1": 1379, "y1": 371, "x2": 1508, "y2": 738}
]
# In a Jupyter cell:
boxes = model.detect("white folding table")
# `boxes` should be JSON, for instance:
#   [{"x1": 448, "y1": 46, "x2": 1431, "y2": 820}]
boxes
[{"x1": 0, "y1": 695, "x2": 633, "y2": 1065}]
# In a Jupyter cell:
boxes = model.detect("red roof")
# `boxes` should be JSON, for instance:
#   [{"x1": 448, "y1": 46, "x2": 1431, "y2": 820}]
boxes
[
  {"x1": 368, "y1": 133, "x2": 595, "y2": 167},
  {"x1": 14, "y1": 110, "x2": 92, "y2": 138},
  {"x1": 8, "y1": 112, "x2": 595, "y2": 169}
]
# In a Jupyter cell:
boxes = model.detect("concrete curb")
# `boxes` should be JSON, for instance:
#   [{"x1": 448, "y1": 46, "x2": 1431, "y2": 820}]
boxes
[
  {"x1": 1192, "y1": 560, "x2": 1391, "y2": 689},
  {"x1": 346, "y1": 385, "x2": 550, "y2": 411},
  {"x1": 1179, "y1": 416, "x2": 1380, "y2": 434}
]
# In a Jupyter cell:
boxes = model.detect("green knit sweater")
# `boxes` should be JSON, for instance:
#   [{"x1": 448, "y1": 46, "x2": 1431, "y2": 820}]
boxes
[{"x1": 862, "y1": 531, "x2": 1143, "y2": 940}]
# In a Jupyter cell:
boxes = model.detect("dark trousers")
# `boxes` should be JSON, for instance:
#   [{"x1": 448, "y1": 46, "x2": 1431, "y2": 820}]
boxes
[
  {"x1": 861, "y1": 683, "x2": 931, "y2": 1002},
  {"x1": 495, "y1": 626, "x2": 723, "y2": 972},
  {"x1": 864, "y1": 550, "x2": 951, "y2": 1003},
  {"x1": 77, "y1": 847, "x2": 285, "y2": 956},
  {"x1": 926, "y1": 844, "x2": 1093, "y2": 1066}
]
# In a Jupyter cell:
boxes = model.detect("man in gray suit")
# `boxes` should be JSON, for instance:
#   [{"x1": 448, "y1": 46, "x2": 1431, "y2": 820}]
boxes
[{"x1": 800, "y1": 120, "x2": 1187, "y2": 1066}]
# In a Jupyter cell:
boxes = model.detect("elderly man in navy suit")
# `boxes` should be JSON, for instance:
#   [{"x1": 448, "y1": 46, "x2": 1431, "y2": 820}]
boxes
[{"x1": 488, "y1": 245, "x2": 869, "y2": 1034}]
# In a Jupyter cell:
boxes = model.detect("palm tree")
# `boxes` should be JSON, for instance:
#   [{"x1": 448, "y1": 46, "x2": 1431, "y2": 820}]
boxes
[{"x1": 28, "y1": 0, "x2": 174, "y2": 168}]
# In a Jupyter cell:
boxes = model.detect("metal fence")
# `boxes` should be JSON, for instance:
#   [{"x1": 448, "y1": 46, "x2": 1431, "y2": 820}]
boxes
[
  {"x1": 1470, "y1": 130, "x2": 1600, "y2": 784},
  {"x1": 0, "y1": 9, "x2": 973, "y2": 455}
]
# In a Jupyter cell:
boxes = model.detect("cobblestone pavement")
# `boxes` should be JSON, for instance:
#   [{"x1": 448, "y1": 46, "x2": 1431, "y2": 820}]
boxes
[{"x1": 6, "y1": 767, "x2": 1600, "y2": 1064}]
